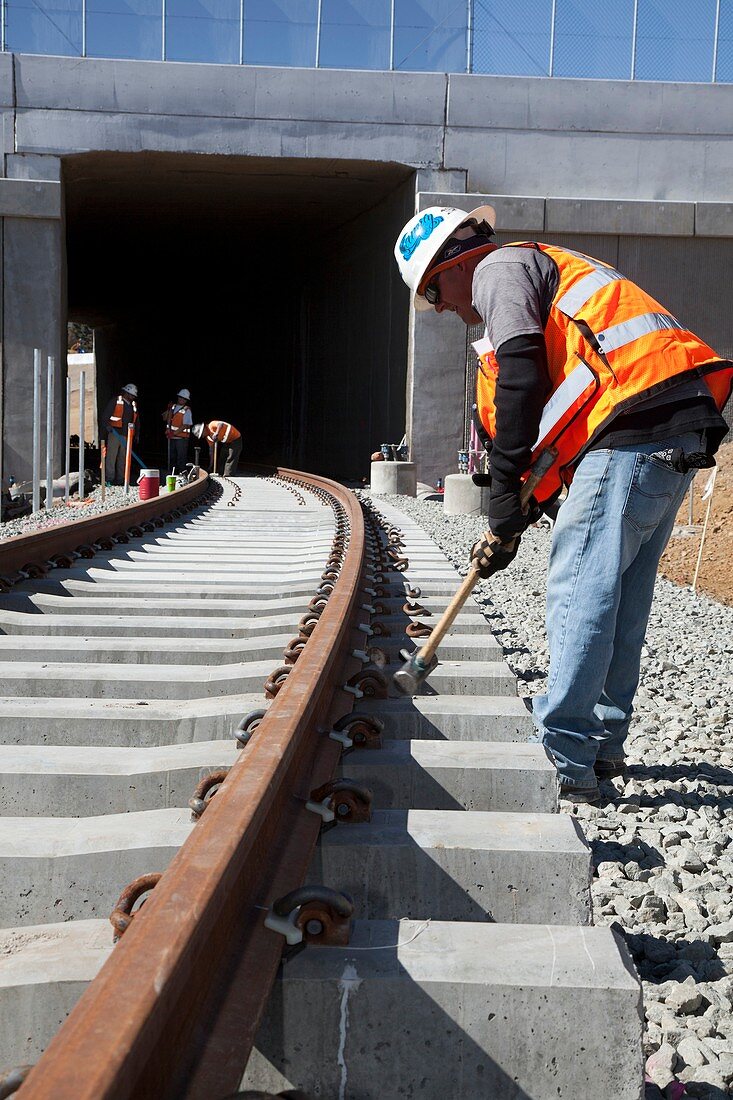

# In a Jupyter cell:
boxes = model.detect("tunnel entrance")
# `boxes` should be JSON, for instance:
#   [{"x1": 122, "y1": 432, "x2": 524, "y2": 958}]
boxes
[{"x1": 64, "y1": 151, "x2": 414, "y2": 480}]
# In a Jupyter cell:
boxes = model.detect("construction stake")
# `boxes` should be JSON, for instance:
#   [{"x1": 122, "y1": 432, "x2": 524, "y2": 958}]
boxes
[
  {"x1": 692, "y1": 466, "x2": 717, "y2": 594},
  {"x1": 100, "y1": 441, "x2": 106, "y2": 502},
  {"x1": 123, "y1": 423, "x2": 134, "y2": 496}
]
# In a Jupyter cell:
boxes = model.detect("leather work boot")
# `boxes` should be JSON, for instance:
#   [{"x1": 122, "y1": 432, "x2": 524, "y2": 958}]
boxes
[
  {"x1": 558, "y1": 781, "x2": 601, "y2": 805},
  {"x1": 594, "y1": 758, "x2": 626, "y2": 781}
]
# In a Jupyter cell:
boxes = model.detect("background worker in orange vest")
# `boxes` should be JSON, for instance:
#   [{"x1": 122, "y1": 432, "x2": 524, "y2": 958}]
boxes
[
  {"x1": 102, "y1": 382, "x2": 139, "y2": 485},
  {"x1": 395, "y1": 205, "x2": 731, "y2": 804},
  {"x1": 192, "y1": 420, "x2": 242, "y2": 476},
  {"x1": 162, "y1": 388, "x2": 193, "y2": 474}
]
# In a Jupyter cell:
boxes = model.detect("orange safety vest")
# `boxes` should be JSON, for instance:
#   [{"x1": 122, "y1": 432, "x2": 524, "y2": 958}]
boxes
[
  {"x1": 474, "y1": 242, "x2": 733, "y2": 501},
  {"x1": 107, "y1": 395, "x2": 138, "y2": 431},
  {"x1": 165, "y1": 403, "x2": 191, "y2": 439},
  {"x1": 207, "y1": 420, "x2": 241, "y2": 445}
]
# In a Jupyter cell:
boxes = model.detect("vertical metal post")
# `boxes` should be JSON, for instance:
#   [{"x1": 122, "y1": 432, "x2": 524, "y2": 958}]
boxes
[
  {"x1": 239, "y1": 0, "x2": 244, "y2": 64},
  {"x1": 465, "y1": 0, "x2": 472, "y2": 73},
  {"x1": 161, "y1": 0, "x2": 166, "y2": 60},
  {"x1": 548, "y1": 0, "x2": 556, "y2": 75},
  {"x1": 78, "y1": 369, "x2": 86, "y2": 499},
  {"x1": 81, "y1": 0, "x2": 86, "y2": 55},
  {"x1": 64, "y1": 374, "x2": 71, "y2": 504},
  {"x1": 389, "y1": 0, "x2": 395, "y2": 69},
  {"x1": 688, "y1": 480, "x2": 694, "y2": 525},
  {"x1": 630, "y1": 0, "x2": 638, "y2": 79},
  {"x1": 1, "y1": 0, "x2": 6, "y2": 53},
  {"x1": 712, "y1": 0, "x2": 721, "y2": 81},
  {"x1": 315, "y1": 0, "x2": 322, "y2": 66},
  {"x1": 45, "y1": 355, "x2": 55, "y2": 509},
  {"x1": 32, "y1": 349, "x2": 42, "y2": 513}
]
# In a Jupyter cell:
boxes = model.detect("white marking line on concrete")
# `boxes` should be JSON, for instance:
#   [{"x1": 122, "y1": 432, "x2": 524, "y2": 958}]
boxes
[{"x1": 337, "y1": 962, "x2": 361, "y2": 1100}]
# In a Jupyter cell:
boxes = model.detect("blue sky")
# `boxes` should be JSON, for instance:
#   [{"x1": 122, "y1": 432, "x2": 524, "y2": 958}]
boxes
[{"x1": 5, "y1": 0, "x2": 732, "y2": 82}]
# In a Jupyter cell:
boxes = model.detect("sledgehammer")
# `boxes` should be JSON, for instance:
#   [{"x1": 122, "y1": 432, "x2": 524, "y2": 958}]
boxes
[{"x1": 393, "y1": 447, "x2": 558, "y2": 695}]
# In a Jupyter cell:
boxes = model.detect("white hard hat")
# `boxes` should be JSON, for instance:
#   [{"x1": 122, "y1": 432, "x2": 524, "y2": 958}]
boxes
[
  {"x1": 122, "y1": 383, "x2": 138, "y2": 397},
  {"x1": 177, "y1": 388, "x2": 191, "y2": 401},
  {"x1": 192, "y1": 422, "x2": 205, "y2": 440},
  {"x1": 394, "y1": 204, "x2": 497, "y2": 311}
]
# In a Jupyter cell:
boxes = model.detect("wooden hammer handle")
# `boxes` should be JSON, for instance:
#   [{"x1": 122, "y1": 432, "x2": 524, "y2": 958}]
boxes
[{"x1": 414, "y1": 447, "x2": 558, "y2": 666}]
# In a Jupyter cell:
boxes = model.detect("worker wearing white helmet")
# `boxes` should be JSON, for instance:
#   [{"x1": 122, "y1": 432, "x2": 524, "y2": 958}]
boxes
[
  {"x1": 162, "y1": 388, "x2": 193, "y2": 475},
  {"x1": 394, "y1": 204, "x2": 497, "y2": 315},
  {"x1": 395, "y1": 204, "x2": 730, "y2": 804},
  {"x1": 102, "y1": 383, "x2": 140, "y2": 486}
]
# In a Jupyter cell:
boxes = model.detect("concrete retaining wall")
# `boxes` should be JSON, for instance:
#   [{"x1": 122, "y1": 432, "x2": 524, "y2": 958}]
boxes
[{"x1": 0, "y1": 54, "x2": 731, "y2": 484}]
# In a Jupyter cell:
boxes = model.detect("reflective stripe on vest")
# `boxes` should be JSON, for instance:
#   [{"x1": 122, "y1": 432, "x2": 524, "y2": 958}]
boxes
[
  {"x1": 474, "y1": 241, "x2": 733, "y2": 501},
  {"x1": 595, "y1": 311, "x2": 683, "y2": 355},
  {"x1": 208, "y1": 421, "x2": 239, "y2": 444},
  {"x1": 532, "y1": 360, "x2": 595, "y2": 450},
  {"x1": 554, "y1": 265, "x2": 623, "y2": 316}
]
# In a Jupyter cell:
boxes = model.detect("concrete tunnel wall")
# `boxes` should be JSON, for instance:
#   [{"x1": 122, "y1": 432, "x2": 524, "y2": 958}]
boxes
[
  {"x1": 1, "y1": 53, "x2": 733, "y2": 488},
  {"x1": 65, "y1": 152, "x2": 414, "y2": 482}
]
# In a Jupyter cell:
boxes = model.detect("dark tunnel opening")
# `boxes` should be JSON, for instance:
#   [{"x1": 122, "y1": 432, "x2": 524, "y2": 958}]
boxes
[{"x1": 64, "y1": 151, "x2": 415, "y2": 480}]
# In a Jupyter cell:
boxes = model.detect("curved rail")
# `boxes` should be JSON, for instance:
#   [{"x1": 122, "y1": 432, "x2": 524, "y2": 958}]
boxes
[{"x1": 16, "y1": 468, "x2": 366, "y2": 1100}]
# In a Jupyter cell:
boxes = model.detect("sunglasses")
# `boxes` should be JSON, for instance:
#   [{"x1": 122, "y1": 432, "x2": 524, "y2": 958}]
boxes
[{"x1": 424, "y1": 274, "x2": 441, "y2": 306}]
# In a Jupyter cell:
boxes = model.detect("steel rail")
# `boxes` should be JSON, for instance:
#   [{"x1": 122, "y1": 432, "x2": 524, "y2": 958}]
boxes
[
  {"x1": 0, "y1": 470, "x2": 210, "y2": 577},
  {"x1": 17, "y1": 468, "x2": 366, "y2": 1100}
]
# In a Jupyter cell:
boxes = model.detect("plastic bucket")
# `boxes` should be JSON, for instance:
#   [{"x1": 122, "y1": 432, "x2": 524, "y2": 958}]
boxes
[{"x1": 138, "y1": 468, "x2": 160, "y2": 500}]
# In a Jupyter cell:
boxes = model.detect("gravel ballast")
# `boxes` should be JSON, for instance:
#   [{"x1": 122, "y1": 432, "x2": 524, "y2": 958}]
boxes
[{"x1": 374, "y1": 492, "x2": 733, "y2": 1100}]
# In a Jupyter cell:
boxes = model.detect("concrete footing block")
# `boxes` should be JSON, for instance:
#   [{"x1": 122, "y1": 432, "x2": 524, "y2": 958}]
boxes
[
  {"x1": 411, "y1": 659, "x2": 517, "y2": 697},
  {"x1": 0, "y1": 808, "x2": 191, "y2": 925},
  {"x1": 362, "y1": 695, "x2": 534, "y2": 741},
  {"x1": 0, "y1": 695, "x2": 265, "y2": 747},
  {"x1": 0, "y1": 633, "x2": 292, "y2": 665},
  {"x1": 381, "y1": 633, "x2": 502, "y2": 662},
  {"x1": 0, "y1": 659, "x2": 275, "y2": 699},
  {"x1": 0, "y1": 610, "x2": 299, "y2": 638},
  {"x1": 17, "y1": 594, "x2": 309, "y2": 618},
  {"x1": 338, "y1": 740, "x2": 557, "y2": 813},
  {"x1": 378, "y1": 609, "x2": 490, "y2": 634},
  {"x1": 443, "y1": 473, "x2": 490, "y2": 516},
  {"x1": 370, "y1": 461, "x2": 417, "y2": 496},
  {"x1": 311, "y1": 809, "x2": 591, "y2": 924},
  {"x1": 0, "y1": 740, "x2": 239, "y2": 815},
  {"x1": 0, "y1": 919, "x2": 112, "y2": 1068},
  {"x1": 243, "y1": 920, "x2": 643, "y2": 1100}
]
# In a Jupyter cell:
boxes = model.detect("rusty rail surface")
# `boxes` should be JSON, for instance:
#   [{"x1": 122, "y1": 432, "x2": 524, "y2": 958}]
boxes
[
  {"x1": 17, "y1": 468, "x2": 366, "y2": 1100},
  {"x1": 0, "y1": 470, "x2": 210, "y2": 577}
]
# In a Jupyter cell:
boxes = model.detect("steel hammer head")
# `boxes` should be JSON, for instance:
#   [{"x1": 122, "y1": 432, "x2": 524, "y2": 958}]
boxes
[{"x1": 392, "y1": 649, "x2": 439, "y2": 695}]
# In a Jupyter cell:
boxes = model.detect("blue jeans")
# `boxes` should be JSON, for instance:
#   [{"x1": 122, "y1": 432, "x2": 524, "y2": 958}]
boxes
[{"x1": 532, "y1": 434, "x2": 698, "y2": 788}]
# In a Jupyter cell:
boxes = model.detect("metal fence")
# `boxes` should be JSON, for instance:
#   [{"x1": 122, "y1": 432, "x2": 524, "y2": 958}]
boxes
[
  {"x1": 471, "y1": 0, "x2": 733, "y2": 83},
  {"x1": 2, "y1": 0, "x2": 731, "y2": 80}
]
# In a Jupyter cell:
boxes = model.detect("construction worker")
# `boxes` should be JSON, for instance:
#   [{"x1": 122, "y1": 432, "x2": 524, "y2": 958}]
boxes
[
  {"x1": 192, "y1": 420, "x2": 242, "y2": 476},
  {"x1": 394, "y1": 205, "x2": 732, "y2": 804},
  {"x1": 102, "y1": 383, "x2": 139, "y2": 486},
  {"x1": 162, "y1": 388, "x2": 193, "y2": 475}
]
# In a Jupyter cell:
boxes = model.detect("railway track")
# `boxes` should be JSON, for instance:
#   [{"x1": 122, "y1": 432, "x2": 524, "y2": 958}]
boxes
[{"x1": 0, "y1": 470, "x2": 644, "y2": 1099}]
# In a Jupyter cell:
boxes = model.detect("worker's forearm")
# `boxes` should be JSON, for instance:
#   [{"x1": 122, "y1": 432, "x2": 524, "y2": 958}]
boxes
[{"x1": 490, "y1": 333, "x2": 550, "y2": 490}]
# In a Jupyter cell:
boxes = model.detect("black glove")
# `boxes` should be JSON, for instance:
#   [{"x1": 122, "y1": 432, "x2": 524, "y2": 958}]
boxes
[
  {"x1": 488, "y1": 486, "x2": 542, "y2": 542},
  {"x1": 470, "y1": 532, "x2": 520, "y2": 579}
]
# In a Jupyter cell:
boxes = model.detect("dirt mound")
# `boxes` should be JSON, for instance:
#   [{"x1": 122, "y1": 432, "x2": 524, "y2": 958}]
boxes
[{"x1": 659, "y1": 440, "x2": 733, "y2": 606}]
